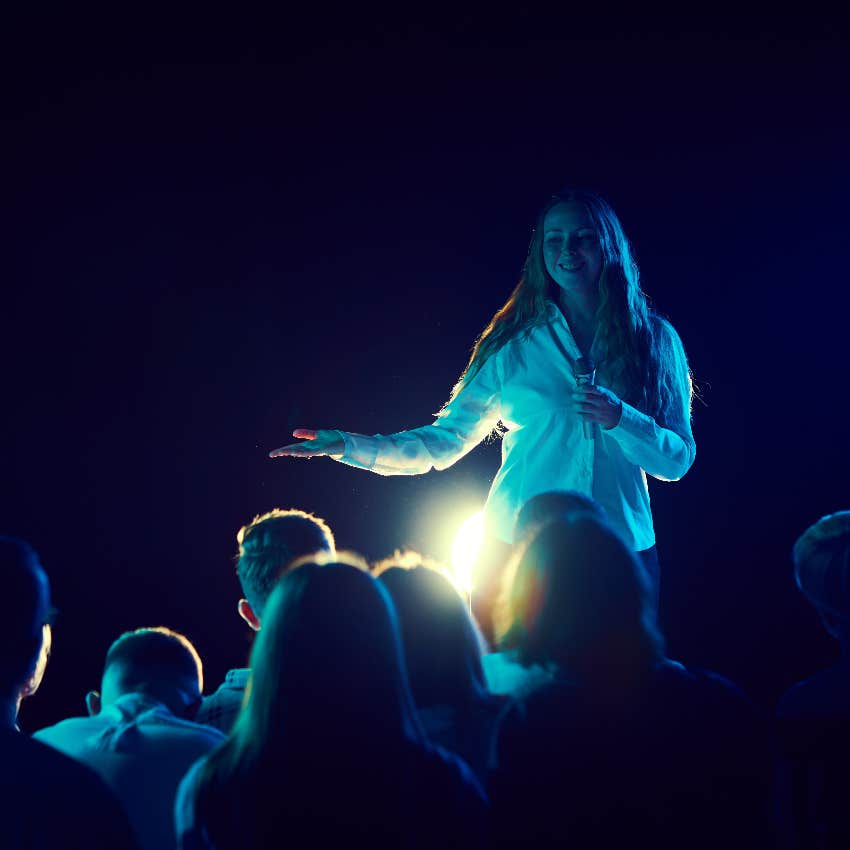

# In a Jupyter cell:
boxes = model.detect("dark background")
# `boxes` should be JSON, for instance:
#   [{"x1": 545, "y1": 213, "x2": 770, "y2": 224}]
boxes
[{"x1": 3, "y1": 10, "x2": 849, "y2": 730}]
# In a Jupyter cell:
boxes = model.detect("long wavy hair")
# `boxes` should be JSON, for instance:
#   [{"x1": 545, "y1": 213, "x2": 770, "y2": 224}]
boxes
[
  {"x1": 449, "y1": 189, "x2": 692, "y2": 426},
  {"x1": 192, "y1": 557, "x2": 427, "y2": 844}
]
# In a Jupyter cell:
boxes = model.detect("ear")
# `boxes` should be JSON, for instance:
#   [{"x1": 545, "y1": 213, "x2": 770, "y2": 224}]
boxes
[
  {"x1": 237, "y1": 598, "x2": 261, "y2": 632},
  {"x1": 85, "y1": 690, "x2": 102, "y2": 716},
  {"x1": 19, "y1": 674, "x2": 38, "y2": 699}
]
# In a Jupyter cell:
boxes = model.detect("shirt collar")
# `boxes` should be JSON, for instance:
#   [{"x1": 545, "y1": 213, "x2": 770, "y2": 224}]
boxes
[{"x1": 224, "y1": 667, "x2": 251, "y2": 688}]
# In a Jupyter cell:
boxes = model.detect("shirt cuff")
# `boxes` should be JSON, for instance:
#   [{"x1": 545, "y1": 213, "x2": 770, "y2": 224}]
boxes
[
  {"x1": 339, "y1": 431, "x2": 379, "y2": 470},
  {"x1": 607, "y1": 400, "x2": 658, "y2": 443}
]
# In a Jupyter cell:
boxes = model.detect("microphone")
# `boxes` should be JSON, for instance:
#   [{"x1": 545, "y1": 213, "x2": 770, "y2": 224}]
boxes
[{"x1": 573, "y1": 356, "x2": 596, "y2": 440}]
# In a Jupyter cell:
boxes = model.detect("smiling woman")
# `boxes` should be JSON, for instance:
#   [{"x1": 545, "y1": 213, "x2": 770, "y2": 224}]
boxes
[{"x1": 270, "y1": 188, "x2": 696, "y2": 640}]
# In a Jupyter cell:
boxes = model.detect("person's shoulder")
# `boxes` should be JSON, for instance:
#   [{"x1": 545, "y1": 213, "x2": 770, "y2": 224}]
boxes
[
  {"x1": 221, "y1": 667, "x2": 251, "y2": 689},
  {"x1": 196, "y1": 668, "x2": 249, "y2": 731},
  {"x1": 145, "y1": 704, "x2": 228, "y2": 737},
  {"x1": 503, "y1": 301, "x2": 560, "y2": 344},
  {"x1": 141, "y1": 709, "x2": 228, "y2": 755},
  {"x1": 413, "y1": 741, "x2": 488, "y2": 800},
  {"x1": 4, "y1": 729, "x2": 96, "y2": 781},
  {"x1": 0, "y1": 731, "x2": 138, "y2": 848},
  {"x1": 777, "y1": 664, "x2": 850, "y2": 719},
  {"x1": 655, "y1": 660, "x2": 764, "y2": 726},
  {"x1": 31, "y1": 714, "x2": 92, "y2": 743},
  {"x1": 776, "y1": 665, "x2": 850, "y2": 757},
  {"x1": 648, "y1": 312, "x2": 693, "y2": 365},
  {"x1": 522, "y1": 301, "x2": 561, "y2": 336},
  {"x1": 656, "y1": 658, "x2": 743, "y2": 692},
  {"x1": 495, "y1": 678, "x2": 582, "y2": 738},
  {"x1": 647, "y1": 311, "x2": 683, "y2": 343}
]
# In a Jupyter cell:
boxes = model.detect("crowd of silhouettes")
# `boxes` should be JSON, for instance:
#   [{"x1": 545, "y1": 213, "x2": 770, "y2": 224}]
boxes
[{"x1": 3, "y1": 497, "x2": 849, "y2": 849}]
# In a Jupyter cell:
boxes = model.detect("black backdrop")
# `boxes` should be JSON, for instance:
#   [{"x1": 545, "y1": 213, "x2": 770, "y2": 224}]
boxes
[{"x1": 4, "y1": 10, "x2": 849, "y2": 730}]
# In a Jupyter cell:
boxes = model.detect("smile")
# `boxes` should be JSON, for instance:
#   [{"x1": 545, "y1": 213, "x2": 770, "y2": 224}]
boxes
[{"x1": 558, "y1": 263, "x2": 584, "y2": 272}]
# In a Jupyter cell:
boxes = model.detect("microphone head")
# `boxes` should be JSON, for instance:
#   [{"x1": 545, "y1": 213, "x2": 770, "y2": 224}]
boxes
[{"x1": 574, "y1": 356, "x2": 595, "y2": 376}]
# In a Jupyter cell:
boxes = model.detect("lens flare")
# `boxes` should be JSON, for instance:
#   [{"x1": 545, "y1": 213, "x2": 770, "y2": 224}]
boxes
[{"x1": 451, "y1": 511, "x2": 484, "y2": 594}]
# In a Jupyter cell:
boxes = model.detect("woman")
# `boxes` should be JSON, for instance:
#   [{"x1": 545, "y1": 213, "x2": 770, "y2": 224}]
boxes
[
  {"x1": 174, "y1": 556, "x2": 488, "y2": 849},
  {"x1": 271, "y1": 189, "x2": 695, "y2": 631},
  {"x1": 374, "y1": 552, "x2": 506, "y2": 786},
  {"x1": 489, "y1": 514, "x2": 770, "y2": 849}
]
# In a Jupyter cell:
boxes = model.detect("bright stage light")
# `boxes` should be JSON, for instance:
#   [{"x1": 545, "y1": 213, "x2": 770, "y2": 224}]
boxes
[{"x1": 451, "y1": 510, "x2": 484, "y2": 594}]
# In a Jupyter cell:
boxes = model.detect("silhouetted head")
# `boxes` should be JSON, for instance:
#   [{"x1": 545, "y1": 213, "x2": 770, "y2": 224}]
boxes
[
  {"x1": 0, "y1": 536, "x2": 53, "y2": 705},
  {"x1": 235, "y1": 553, "x2": 423, "y2": 755},
  {"x1": 193, "y1": 555, "x2": 431, "y2": 846},
  {"x1": 235, "y1": 508, "x2": 335, "y2": 630},
  {"x1": 496, "y1": 515, "x2": 664, "y2": 685},
  {"x1": 793, "y1": 511, "x2": 850, "y2": 646},
  {"x1": 374, "y1": 550, "x2": 489, "y2": 709},
  {"x1": 88, "y1": 626, "x2": 204, "y2": 719},
  {"x1": 514, "y1": 490, "x2": 606, "y2": 544}
]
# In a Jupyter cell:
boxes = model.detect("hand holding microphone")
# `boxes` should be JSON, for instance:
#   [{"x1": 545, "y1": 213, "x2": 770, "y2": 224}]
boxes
[
  {"x1": 573, "y1": 357, "x2": 596, "y2": 439},
  {"x1": 573, "y1": 358, "x2": 623, "y2": 435}
]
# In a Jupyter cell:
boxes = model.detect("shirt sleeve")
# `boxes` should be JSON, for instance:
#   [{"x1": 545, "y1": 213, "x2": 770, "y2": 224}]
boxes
[
  {"x1": 605, "y1": 318, "x2": 696, "y2": 482},
  {"x1": 335, "y1": 351, "x2": 502, "y2": 476}
]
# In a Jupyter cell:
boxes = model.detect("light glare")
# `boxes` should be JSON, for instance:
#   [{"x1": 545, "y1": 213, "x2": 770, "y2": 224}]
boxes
[{"x1": 451, "y1": 511, "x2": 484, "y2": 593}]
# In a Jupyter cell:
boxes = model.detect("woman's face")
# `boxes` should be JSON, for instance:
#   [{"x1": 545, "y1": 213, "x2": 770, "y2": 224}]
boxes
[{"x1": 542, "y1": 201, "x2": 604, "y2": 297}]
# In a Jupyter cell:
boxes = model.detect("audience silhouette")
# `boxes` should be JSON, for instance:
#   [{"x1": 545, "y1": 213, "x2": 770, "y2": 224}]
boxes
[
  {"x1": 0, "y1": 536, "x2": 139, "y2": 850},
  {"x1": 776, "y1": 511, "x2": 850, "y2": 849},
  {"x1": 5, "y1": 500, "x2": 846, "y2": 849},
  {"x1": 374, "y1": 550, "x2": 506, "y2": 786},
  {"x1": 175, "y1": 554, "x2": 488, "y2": 849},
  {"x1": 197, "y1": 507, "x2": 335, "y2": 732},
  {"x1": 489, "y1": 514, "x2": 772, "y2": 849},
  {"x1": 482, "y1": 488, "x2": 603, "y2": 697},
  {"x1": 34, "y1": 626, "x2": 225, "y2": 850}
]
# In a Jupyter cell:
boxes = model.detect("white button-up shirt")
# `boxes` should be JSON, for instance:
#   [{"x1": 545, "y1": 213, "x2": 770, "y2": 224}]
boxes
[
  {"x1": 339, "y1": 302, "x2": 695, "y2": 549},
  {"x1": 34, "y1": 693, "x2": 225, "y2": 850}
]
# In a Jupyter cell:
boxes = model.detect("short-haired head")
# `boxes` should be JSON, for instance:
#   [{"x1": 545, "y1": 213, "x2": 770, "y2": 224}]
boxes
[
  {"x1": 793, "y1": 511, "x2": 850, "y2": 640},
  {"x1": 374, "y1": 550, "x2": 489, "y2": 707},
  {"x1": 99, "y1": 626, "x2": 203, "y2": 716},
  {"x1": 496, "y1": 514, "x2": 664, "y2": 682},
  {"x1": 515, "y1": 490, "x2": 606, "y2": 543},
  {"x1": 0, "y1": 536, "x2": 52, "y2": 698},
  {"x1": 235, "y1": 508, "x2": 335, "y2": 619}
]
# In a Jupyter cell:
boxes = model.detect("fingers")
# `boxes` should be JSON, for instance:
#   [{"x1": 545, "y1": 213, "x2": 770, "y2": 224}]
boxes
[
  {"x1": 572, "y1": 389, "x2": 603, "y2": 414},
  {"x1": 269, "y1": 428, "x2": 318, "y2": 457},
  {"x1": 269, "y1": 428, "x2": 342, "y2": 459},
  {"x1": 269, "y1": 444, "x2": 322, "y2": 458},
  {"x1": 572, "y1": 390, "x2": 607, "y2": 421},
  {"x1": 572, "y1": 388, "x2": 622, "y2": 429}
]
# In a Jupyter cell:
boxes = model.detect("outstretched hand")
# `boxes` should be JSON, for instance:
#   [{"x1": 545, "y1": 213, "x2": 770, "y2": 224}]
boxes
[
  {"x1": 572, "y1": 385, "x2": 623, "y2": 430},
  {"x1": 269, "y1": 428, "x2": 345, "y2": 459}
]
